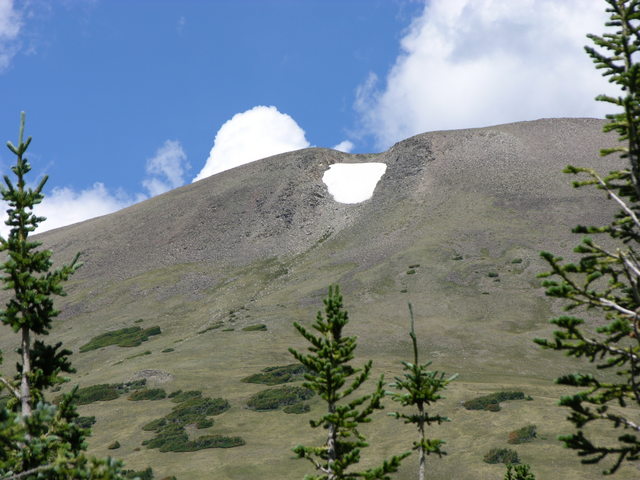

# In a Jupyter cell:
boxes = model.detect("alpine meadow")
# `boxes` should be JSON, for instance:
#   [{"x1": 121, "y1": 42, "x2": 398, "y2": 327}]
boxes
[{"x1": 5, "y1": 1, "x2": 640, "y2": 479}]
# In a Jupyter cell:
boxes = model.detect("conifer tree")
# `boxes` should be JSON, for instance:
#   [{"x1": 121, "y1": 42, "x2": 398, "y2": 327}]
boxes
[
  {"x1": 387, "y1": 304, "x2": 456, "y2": 480},
  {"x1": 289, "y1": 285, "x2": 409, "y2": 480},
  {"x1": 534, "y1": 0, "x2": 640, "y2": 474},
  {"x1": 0, "y1": 113, "x2": 126, "y2": 479},
  {"x1": 504, "y1": 464, "x2": 535, "y2": 480}
]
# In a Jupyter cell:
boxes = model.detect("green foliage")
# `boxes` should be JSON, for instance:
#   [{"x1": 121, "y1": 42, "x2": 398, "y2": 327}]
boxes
[
  {"x1": 79, "y1": 326, "x2": 162, "y2": 352},
  {"x1": 289, "y1": 285, "x2": 409, "y2": 479},
  {"x1": 487, "y1": 272, "x2": 499, "y2": 278},
  {"x1": 108, "y1": 441, "x2": 121, "y2": 450},
  {"x1": 483, "y1": 448, "x2": 520, "y2": 465},
  {"x1": 511, "y1": 258, "x2": 523, "y2": 264},
  {"x1": 168, "y1": 390, "x2": 202, "y2": 403},
  {"x1": 462, "y1": 391, "x2": 526, "y2": 411},
  {"x1": 161, "y1": 348, "x2": 174, "y2": 353},
  {"x1": 504, "y1": 463, "x2": 535, "y2": 480},
  {"x1": 198, "y1": 322, "x2": 224, "y2": 334},
  {"x1": 124, "y1": 467, "x2": 154, "y2": 480},
  {"x1": 75, "y1": 384, "x2": 121, "y2": 405},
  {"x1": 142, "y1": 394, "x2": 240, "y2": 452},
  {"x1": 388, "y1": 303, "x2": 456, "y2": 480},
  {"x1": 533, "y1": 1, "x2": 640, "y2": 474},
  {"x1": 406, "y1": 269, "x2": 417, "y2": 275},
  {"x1": 241, "y1": 364, "x2": 306, "y2": 385},
  {"x1": 283, "y1": 402, "x2": 310, "y2": 414},
  {"x1": 0, "y1": 113, "x2": 126, "y2": 478},
  {"x1": 73, "y1": 416, "x2": 96, "y2": 429},
  {"x1": 508, "y1": 425, "x2": 537, "y2": 445},
  {"x1": 242, "y1": 323, "x2": 267, "y2": 331},
  {"x1": 246, "y1": 385, "x2": 314, "y2": 411},
  {"x1": 128, "y1": 388, "x2": 167, "y2": 401}
]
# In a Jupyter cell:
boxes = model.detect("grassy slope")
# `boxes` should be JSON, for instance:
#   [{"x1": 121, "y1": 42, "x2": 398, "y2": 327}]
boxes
[{"x1": 1, "y1": 118, "x2": 636, "y2": 479}]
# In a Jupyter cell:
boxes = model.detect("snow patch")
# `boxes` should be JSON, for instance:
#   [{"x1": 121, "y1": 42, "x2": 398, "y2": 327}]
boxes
[{"x1": 322, "y1": 163, "x2": 387, "y2": 204}]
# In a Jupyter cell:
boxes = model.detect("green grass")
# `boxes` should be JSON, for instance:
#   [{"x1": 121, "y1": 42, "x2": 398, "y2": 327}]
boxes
[
  {"x1": 247, "y1": 385, "x2": 314, "y2": 411},
  {"x1": 242, "y1": 324, "x2": 267, "y2": 331},
  {"x1": 79, "y1": 326, "x2": 162, "y2": 352},
  {"x1": 241, "y1": 364, "x2": 306, "y2": 385},
  {"x1": 463, "y1": 391, "x2": 527, "y2": 412}
]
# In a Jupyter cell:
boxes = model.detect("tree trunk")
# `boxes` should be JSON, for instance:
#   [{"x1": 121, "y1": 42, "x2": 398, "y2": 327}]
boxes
[
  {"x1": 20, "y1": 326, "x2": 31, "y2": 417},
  {"x1": 418, "y1": 406, "x2": 425, "y2": 480},
  {"x1": 327, "y1": 416, "x2": 337, "y2": 480}
]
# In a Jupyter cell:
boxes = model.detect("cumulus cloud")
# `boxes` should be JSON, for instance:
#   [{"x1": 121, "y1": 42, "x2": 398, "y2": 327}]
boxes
[
  {"x1": 333, "y1": 140, "x2": 354, "y2": 153},
  {"x1": 356, "y1": 0, "x2": 617, "y2": 148},
  {"x1": 142, "y1": 139, "x2": 189, "y2": 196},
  {"x1": 193, "y1": 105, "x2": 310, "y2": 181},
  {"x1": 0, "y1": 182, "x2": 137, "y2": 238},
  {"x1": 0, "y1": 0, "x2": 23, "y2": 71}
]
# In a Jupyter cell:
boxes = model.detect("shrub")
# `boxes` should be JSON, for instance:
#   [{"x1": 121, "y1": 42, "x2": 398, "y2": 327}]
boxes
[
  {"x1": 129, "y1": 388, "x2": 167, "y2": 401},
  {"x1": 463, "y1": 391, "x2": 526, "y2": 411},
  {"x1": 73, "y1": 416, "x2": 96, "y2": 429},
  {"x1": 242, "y1": 324, "x2": 267, "y2": 331},
  {"x1": 167, "y1": 397, "x2": 230, "y2": 422},
  {"x1": 247, "y1": 385, "x2": 314, "y2": 411},
  {"x1": 161, "y1": 348, "x2": 174, "y2": 353},
  {"x1": 142, "y1": 418, "x2": 167, "y2": 431},
  {"x1": 169, "y1": 390, "x2": 202, "y2": 403},
  {"x1": 508, "y1": 425, "x2": 537, "y2": 444},
  {"x1": 108, "y1": 440, "x2": 120, "y2": 450},
  {"x1": 75, "y1": 384, "x2": 121, "y2": 404},
  {"x1": 80, "y1": 326, "x2": 162, "y2": 352},
  {"x1": 196, "y1": 418, "x2": 214, "y2": 429},
  {"x1": 408, "y1": 264, "x2": 420, "y2": 269},
  {"x1": 406, "y1": 269, "x2": 416, "y2": 275},
  {"x1": 198, "y1": 322, "x2": 224, "y2": 334},
  {"x1": 483, "y1": 448, "x2": 520, "y2": 465},
  {"x1": 124, "y1": 467, "x2": 154, "y2": 480},
  {"x1": 241, "y1": 364, "x2": 306, "y2": 385},
  {"x1": 487, "y1": 272, "x2": 499, "y2": 278},
  {"x1": 511, "y1": 258, "x2": 523, "y2": 264},
  {"x1": 283, "y1": 402, "x2": 310, "y2": 414}
]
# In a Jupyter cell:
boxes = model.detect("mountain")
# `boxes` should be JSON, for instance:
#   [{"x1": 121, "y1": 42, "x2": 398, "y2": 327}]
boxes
[{"x1": 1, "y1": 118, "x2": 632, "y2": 480}]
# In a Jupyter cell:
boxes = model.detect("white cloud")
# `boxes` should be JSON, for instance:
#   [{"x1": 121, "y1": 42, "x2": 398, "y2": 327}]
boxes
[
  {"x1": 0, "y1": 0, "x2": 23, "y2": 71},
  {"x1": 193, "y1": 105, "x2": 310, "y2": 182},
  {"x1": 0, "y1": 182, "x2": 137, "y2": 238},
  {"x1": 333, "y1": 140, "x2": 354, "y2": 153},
  {"x1": 142, "y1": 139, "x2": 189, "y2": 196},
  {"x1": 322, "y1": 163, "x2": 387, "y2": 204},
  {"x1": 356, "y1": 0, "x2": 617, "y2": 149}
]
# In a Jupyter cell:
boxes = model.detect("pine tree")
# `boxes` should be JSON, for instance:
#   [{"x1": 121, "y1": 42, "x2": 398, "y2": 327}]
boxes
[
  {"x1": 387, "y1": 304, "x2": 456, "y2": 480},
  {"x1": 504, "y1": 464, "x2": 535, "y2": 480},
  {"x1": 0, "y1": 113, "x2": 126, "y2": 479},
  {"x1": 289, "y1": 285, "x2": 409, "y2": 480},
  {"x1": 534, "y1": 0, "x2": 640, "y2": 474}
]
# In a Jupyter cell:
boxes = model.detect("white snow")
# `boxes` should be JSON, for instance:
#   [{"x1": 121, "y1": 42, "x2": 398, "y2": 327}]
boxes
[{"x1": 322, "y1": 163, "x2": 387, "y2": 204}]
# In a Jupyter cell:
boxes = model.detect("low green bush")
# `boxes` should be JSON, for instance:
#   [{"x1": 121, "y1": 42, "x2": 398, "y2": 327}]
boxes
[
  {"x1": 73, "y1": 416, "x2": 96, "y2": 429},
  {"x1": 242, "y1": 324, "x2": 267, "y2": 332},
  {"x1": 80, "y1": 326, "x2": 162, "y2": 352},
  {"x1": 508, "y1": 425, "x2": 537, "y2": 444},
  {"x1": 241, "y1": 364, "x2": 306, "y2": 385},
  {"x1": 129, "y1": 388, "x2": 167, "y2": 401},
  {"x1": 487, "y1": 272, "x2": 499, "y2": 278},
  {"x1": 143, "y1": 394, "x2": 238, "y2": 452},
  {"x1": 161, "y1": 348, "x2": 174, "y2": 353},
  {"x1": 463, "y1": 391, "x2": 527, "y2": 411},
  {"x1": 196, "y1": 418, "x2": 214, "y2": 429},
  {"x1": 169, "y1": 390, "x2": 202, "y2": 403},
  {"x1": 108, "y1": 440, "x2": 120, "y2": 450},
  {"x1": 511, "y1": 258, "x2": 523, "y2": 264},
  {"x1": 75, "y1": 384, "x2": 121, "y2": 404},
  {"x1": 124, "y1": 467, "x2": 154, "y2": 480},
  {"x1": 483, "y1": 448, "x2": 520, "y2": 464},
  {"x1": 406, "y1": 269, "x2": 416, "y2": 275},
  {"x1": 198, "y1": 322, "x2": 224, "y2": 334},
  {"x1": 247, "y1": 385, "x2": 314, "y2": 411},
  {"x1": 283, "y1": 402, "x2": 310, "y2": 414},
  {"x1": 408, "y1": 264, "x2": 420, "y2": 269}
]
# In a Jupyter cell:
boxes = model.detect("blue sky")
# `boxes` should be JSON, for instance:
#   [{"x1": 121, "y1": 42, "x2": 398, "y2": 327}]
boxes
[{"x1": 0, "y1": 0, "x2": 618, "y2": 233}]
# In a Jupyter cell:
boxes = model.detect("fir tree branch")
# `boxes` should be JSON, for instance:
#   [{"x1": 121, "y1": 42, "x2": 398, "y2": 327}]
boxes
[
  {"x1": 0, "y1": 376, "x2": 19, "y2": 400},
  {"x1": 1, "y1": 464, "x2": 53, "y2": 480}
]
